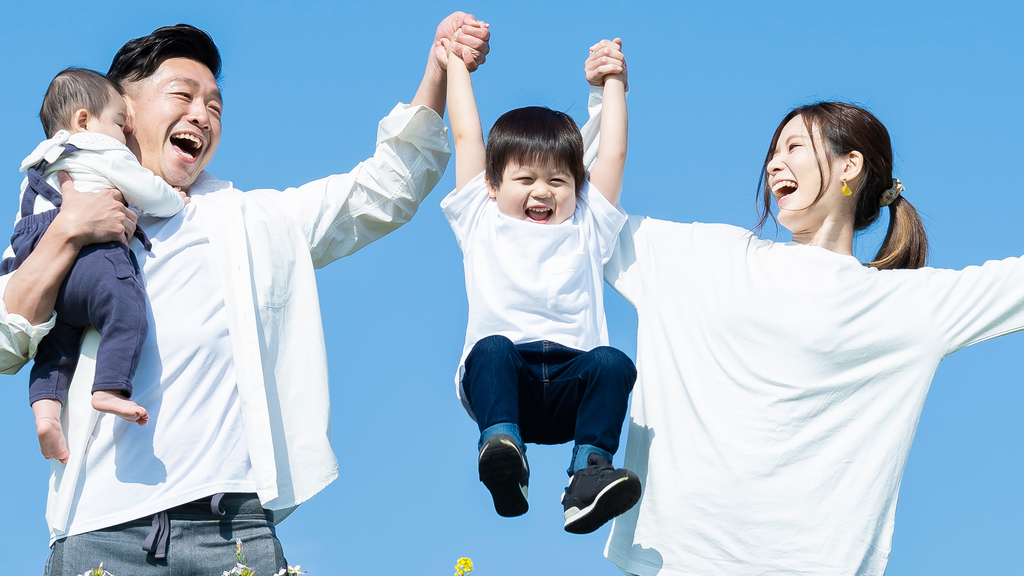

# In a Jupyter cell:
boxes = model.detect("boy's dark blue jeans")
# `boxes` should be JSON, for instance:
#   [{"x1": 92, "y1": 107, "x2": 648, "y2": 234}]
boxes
[{"x1": 462, "y1": 335, "x2": 636, "y2": 476}]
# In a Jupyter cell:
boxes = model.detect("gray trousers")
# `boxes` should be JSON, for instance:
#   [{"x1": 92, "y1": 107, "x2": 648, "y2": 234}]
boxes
[{"x1": 44, "y1": 494, "x2": 287, "y2": 576}]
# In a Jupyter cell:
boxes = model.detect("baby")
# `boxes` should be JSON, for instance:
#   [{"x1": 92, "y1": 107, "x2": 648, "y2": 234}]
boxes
[
  {"x1": 441, "y1": 33, "x2": 639, "y2": 534},
  {"x1": 3, "y1": 67, "x2": 185, "y2": 464}
]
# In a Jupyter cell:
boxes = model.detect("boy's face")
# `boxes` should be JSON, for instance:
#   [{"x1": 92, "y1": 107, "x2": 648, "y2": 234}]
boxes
[
  {"x1": 489, "y1": 159, "x2": 577, "y2": 224},
  {"x1": 84, "y1": 93, "x2": 129, "y2": 145}
]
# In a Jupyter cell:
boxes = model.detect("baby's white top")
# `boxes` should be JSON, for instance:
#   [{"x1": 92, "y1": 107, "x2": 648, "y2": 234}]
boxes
[{"x1": 17, "y1": 130, "x2": 184, "y2": 221}]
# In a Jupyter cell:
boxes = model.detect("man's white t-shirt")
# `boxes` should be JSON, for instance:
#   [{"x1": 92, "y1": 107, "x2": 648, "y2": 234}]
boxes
[
  {"x1": 603, "y1": 216, "x2": 1024, "y2": 576},
  {"x1": 65, "y1": 203, "x2": 254, "y2": 536},
  {"x1": 440, "y1": 172, "x2": 626, "y2": 417}
]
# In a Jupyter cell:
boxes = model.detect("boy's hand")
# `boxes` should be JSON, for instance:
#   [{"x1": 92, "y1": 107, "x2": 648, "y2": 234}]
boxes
[
  {"x1": 586, "y1": 38, "x2": 628, "y2": 89},
  {"x1": 432, "y1": 12, "x2": 490, "y2": 72}
]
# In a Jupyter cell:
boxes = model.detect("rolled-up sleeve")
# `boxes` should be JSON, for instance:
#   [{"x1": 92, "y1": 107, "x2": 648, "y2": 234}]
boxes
[
  {"x1": 0, "y1": 273, "x2": 56, "y2": 374},
  {"x1": 246, "y1": 103, "x2": 451, "y2": 268}
]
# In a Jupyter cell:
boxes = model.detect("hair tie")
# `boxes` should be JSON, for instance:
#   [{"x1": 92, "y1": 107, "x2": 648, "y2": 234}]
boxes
[{"x1": 879, "y1": 178, "x2": 904, "y2": 207}]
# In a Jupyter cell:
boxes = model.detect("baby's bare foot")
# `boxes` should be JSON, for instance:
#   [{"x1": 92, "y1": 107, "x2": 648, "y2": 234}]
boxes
[
  {"x1": 92, "y1": 390, "x2": 149, "y2": 425},
  {"x1": 36, "y1": 415, "x2": 69, "y2": 464}
]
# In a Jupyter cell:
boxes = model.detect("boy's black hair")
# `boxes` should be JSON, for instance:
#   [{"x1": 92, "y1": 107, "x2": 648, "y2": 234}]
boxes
[
  {"x1": 39, "y1": 68, "x2": 124, "y2": 138},
  {"x1": 107, "y1": 24, "x2": 221, "y2": 87},
  {"x1": 485, "y1": 106, "x2": 586, "y2": 194}
]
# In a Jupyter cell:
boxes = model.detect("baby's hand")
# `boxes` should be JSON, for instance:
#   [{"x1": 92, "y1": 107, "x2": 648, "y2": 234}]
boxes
[
  {"x1": 586, "y1": 38, "x2": 627, "y2": 89},
  {"x1": 175, "y1": 186, "x2": 190, "y2": 205}
]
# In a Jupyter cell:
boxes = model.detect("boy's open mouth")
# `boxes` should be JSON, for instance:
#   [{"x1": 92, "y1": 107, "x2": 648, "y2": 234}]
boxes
[
  {"x1": 526, "y1": 207, "x2": 553, "y2": 223},
  {"x1": 170, "y1": 132, "x2": 204, "y2": 160}
]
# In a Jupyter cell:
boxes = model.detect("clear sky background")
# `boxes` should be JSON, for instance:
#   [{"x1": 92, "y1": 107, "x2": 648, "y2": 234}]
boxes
[{"x1": 1, "y1": 1, "x2": 1022, "y2": 574}]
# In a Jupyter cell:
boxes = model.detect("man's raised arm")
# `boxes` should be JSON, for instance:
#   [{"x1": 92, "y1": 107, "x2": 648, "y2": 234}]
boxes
[
  {"x1": 252, "y1": 12, "x2": 491, "y2": 268},
  {"x1": 412, "y1": 11, "x2": 490, "y2": 117}
]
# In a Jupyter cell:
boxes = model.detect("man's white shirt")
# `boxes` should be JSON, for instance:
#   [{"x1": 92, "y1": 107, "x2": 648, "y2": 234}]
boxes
[{"x1": 0, "y1": 102, "x2": 450, "y2": 542}]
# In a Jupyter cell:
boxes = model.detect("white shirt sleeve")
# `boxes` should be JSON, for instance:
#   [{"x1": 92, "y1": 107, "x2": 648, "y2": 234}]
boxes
[
  {"x1": 440, "y1": 171, "x2": 492, "y2": 253},
  {"x1": 244, "y1": 103, "x2": 451, "y2": 269},
  {"x1": 923, "y1": 255, "x2": 1024, "y2": 356},
  {"x1": 577, "y1": 181, "x2": 627, "y2": 263},
  {"x1": 97, "y1": 148, "x2": 185, "y2": 217},
  {"x1": 55, "y1": 141, "x2": 184, "y2": 217},
  {"x1": 0, "y1": 273, "x2": 57, "y2": 374},
  {"x1": 604, "y1": 215, "x2": 647, "y2": 307},
  {"x1": 581, "y1": 85, "x2": 603, "y2": 172}
]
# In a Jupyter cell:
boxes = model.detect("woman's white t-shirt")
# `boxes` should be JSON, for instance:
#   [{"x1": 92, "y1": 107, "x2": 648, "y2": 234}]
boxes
[{"x1": 603, "y1": 216, "x2": 1024, "y2": 576}]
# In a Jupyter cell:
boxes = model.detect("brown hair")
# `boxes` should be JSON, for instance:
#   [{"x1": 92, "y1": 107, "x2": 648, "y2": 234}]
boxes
[
  {"x1": 486, "y1": 106, "x2": 586, "y2": 195},
  {"x1": 756, "y1": 102, "x2": 927, "y2": 270},
  {"x1": 39, "y1": 68, "x2": 124, "y2": 138}
]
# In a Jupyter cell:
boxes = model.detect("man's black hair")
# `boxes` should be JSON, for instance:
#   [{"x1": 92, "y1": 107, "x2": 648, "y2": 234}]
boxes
[
  {"x1": 485, "y1": 106, "x2": 586, "y2": 194},
  {"x1": 39, "y1": 68, "x2": 123, "y2": 138},
  {"x1": 107, "y1": 24, "x2": 221, "y2": 87}
]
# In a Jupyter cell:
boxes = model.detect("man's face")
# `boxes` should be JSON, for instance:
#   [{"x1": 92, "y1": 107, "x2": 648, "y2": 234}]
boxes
[{"x1": 123, "y1": 57, "x2": 222, "y2": 190}]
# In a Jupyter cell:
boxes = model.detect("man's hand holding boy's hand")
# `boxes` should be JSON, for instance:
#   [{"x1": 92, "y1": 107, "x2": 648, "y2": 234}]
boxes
[
  {"x1": 433, "y1": 12, "x2": 490, "y2": 73},
  {"x1": 586, "y1": 38, "x2": 627, "y2": 89}
]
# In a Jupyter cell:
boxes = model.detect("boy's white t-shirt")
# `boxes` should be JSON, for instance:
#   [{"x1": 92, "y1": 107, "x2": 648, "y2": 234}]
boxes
[
  {"x1": 603, "y1": 216, "x2": 1024, "y2": 576},
  {"x1": 441, "y1": 172, "x2": 626, "y2": 417}
]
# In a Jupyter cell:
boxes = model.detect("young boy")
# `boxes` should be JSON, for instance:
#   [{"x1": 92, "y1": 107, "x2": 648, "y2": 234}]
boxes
[
  {"x1": 441, "y1": 34, "x2": 639, "y2": 534},
  {"x1": 4, "y1": 67, "x2": 186, "y2": 464}
]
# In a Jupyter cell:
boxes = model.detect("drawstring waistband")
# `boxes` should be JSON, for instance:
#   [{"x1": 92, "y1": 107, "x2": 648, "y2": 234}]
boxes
[{"x1": 143, "y1": 493, "x2": 228, "y2": 560}]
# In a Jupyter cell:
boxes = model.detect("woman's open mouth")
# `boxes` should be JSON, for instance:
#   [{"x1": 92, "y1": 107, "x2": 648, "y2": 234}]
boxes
[{"x1": 771, "y1": 179, "x2": 797, "y2": 202}]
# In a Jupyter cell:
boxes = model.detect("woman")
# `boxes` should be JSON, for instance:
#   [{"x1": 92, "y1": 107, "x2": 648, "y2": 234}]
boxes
[{"x1": 598, "y1": 102, "x2": 1024, "y2": 575}]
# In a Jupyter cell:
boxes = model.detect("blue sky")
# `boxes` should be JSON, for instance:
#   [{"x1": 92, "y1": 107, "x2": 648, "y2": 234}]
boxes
[{"x1": 1, "y1": 1, "x2": 1022, "y2": 574}]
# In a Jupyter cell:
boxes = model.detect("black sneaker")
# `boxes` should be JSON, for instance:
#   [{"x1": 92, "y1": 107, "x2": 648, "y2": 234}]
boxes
[
  {"x1": 562, "y1": 453, "x2": 641, "y2": 534},
  {"x1": 478, "y1": 434, "x2": 529, "y2": 517}
]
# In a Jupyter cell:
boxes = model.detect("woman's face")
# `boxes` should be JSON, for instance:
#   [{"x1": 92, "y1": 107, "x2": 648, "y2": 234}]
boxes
[{"x1": 766, "y1": 115, "x2": 852, "y2": 235}]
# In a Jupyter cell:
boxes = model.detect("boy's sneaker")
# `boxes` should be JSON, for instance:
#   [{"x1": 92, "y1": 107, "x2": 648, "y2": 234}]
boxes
[
  {"x1": 478, "y1": 433, "x2": 530, "y2": 517},
  {"x1": 562, "y1": 453, "x2": 641, "y2": 534}
]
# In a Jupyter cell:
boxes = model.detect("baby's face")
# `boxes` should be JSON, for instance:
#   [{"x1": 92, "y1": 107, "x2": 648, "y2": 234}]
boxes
[
  {"x1": 489, "y1": 159, "x2": 577, "y2": 224},
  {"x1": 86, "y1": 96, "x2": 129, "y2": 145}
]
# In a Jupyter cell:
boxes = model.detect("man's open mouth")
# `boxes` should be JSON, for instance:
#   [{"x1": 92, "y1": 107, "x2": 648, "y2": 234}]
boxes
[{"x1": 170, "y1": 133, "x2": 204, "y2": 160}]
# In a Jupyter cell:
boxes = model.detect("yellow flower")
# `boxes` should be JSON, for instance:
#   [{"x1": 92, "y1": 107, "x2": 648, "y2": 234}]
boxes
[{"x1": 454, "y1": 557, "x2": 474, "y2": 576}]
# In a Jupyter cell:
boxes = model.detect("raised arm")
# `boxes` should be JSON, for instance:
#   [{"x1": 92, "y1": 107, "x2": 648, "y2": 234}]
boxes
[
  {"x1": 585, "y1": 39, "x2": 628, "y2": 206},
  {"x1": 411, "y1": 12, "x2": 491, "y2": 117},
  {"x1": 246, "y1": 14, "x2": 496, "y2": 268},
  {"x1": 445, "y1": 29, "x2": 487, "y2": 192}
]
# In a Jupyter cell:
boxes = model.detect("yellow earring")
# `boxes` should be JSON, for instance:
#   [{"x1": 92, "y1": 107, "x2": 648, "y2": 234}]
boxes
[{"x1": 841, "y1": 179, "x2": 852, "y2": 196}]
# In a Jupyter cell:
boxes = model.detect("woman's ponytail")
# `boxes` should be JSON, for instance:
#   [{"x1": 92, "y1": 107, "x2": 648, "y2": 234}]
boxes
[{"x1": 868, "y1": 195, "x2": 928, "y2": 270}]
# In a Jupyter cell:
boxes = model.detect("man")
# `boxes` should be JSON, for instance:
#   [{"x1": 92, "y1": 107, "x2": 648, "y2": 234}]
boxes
[{"x1": 0, "y1": 14, "x2": 489, "y2": 574}]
